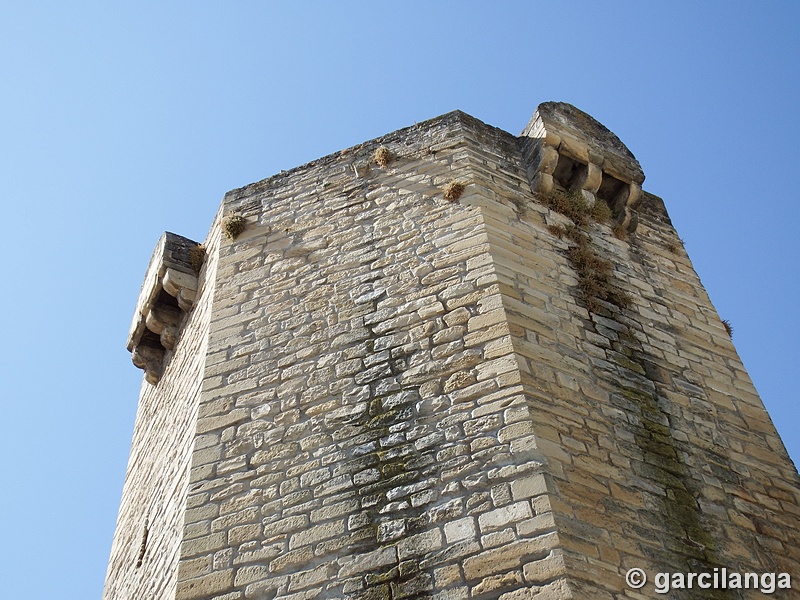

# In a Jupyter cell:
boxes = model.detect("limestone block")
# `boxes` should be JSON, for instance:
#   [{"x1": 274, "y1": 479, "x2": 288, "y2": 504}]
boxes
[
  {"x1": 352, "y1": 161, "x2": 370, "y2": 178},
  {"x1": 576, "y1": 162, "x2": 602, "y2": 194},
  {"x1": 145, "y1": 305, "x2": 180, "y2": 334},
  {"x1": 145, "y1": 305, "x2": 181, "y2": 350},
  {"x1": 164, "y1": 267, "x2": 199, "y2": 297},
  {"x1": 462, "y1": 533, "x2": 559, "y2": 580},
  {"x1": 531, "y1": 172, "x2": 554, "y2": 195},
  {"x1": 558, "y1": 134, "x2": 589, "y2": 163},
  {"x1": 338, "y1": 546, "x2": 397, "y2": 578},
  {"x1": 577, "y1": 189, "x2": 595, "y2": 208},
  {"x1": 131, "y1": 344, "x2": 164, "y2": 385},
  {"x1": 522, "y1": 550, "x2": 567, "y2": 583},
  {"x1": 288, "y1": 562, "x2": 335, "y2": 592},
  {"x1": 397, "y1": 528, "x2": 443, "y2": 560},
  {"x1": 177, "y1": 288, "x2": 197, "y2": 313},
  {"x1": 176, "y1": 569, "x2": 234, "y2": 600},
  {"x1": 517, "y1": 513, "x2": 557, "y2": 537},
  {"x1": 269, "y1": 547, "x2": 314, "y2": 573},
  {"x1": 444, "y1": 517, "x2": 477, "y2": 543},
  {"x1": 626, "y1": 182, "x2": 642, "y2": 208},
  {"x1": 510, "y1": 474, "x2": 548, "y2": 501},
  {"x1": 538, "y1": 145, "x2": 560, "y2": 175},
  {"x1": 478, "y1": 501, "x2": 533, "y2": 532}
]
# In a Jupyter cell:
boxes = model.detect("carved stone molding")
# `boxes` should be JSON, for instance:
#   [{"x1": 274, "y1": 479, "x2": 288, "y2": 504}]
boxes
[
  {"x1": 127, "y1": 232, "x2": 200, "y2": 384},
  {"x1": 521, "y1": 102, "x2": 645, "y2": 232}
]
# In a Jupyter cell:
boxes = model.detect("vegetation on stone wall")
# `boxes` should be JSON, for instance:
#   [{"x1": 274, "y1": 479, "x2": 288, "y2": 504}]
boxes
[
  {"x1": 189, "y1": 244, "x2": 206, "y2": 273},
  {"x1": 443, "y1": 180, "x2": 465, "y2": 201},
  {"x1": 373, "y1": 145, "x2": 392, "y2": 168},
  {"x1": 722, "y1": 319, "x2": 734, "y2": 337},
  {"x1": 223, "y1": 215, "x2": 246, "y2": 240},
  {"x1": 540, "y1": 189, "x2": 631, "y2": 313}
]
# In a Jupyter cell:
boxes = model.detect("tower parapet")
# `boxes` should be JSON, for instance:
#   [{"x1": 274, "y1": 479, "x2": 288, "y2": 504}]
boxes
[{"x1": 521, "y1": 101, "x2": 644, "y2": 232}]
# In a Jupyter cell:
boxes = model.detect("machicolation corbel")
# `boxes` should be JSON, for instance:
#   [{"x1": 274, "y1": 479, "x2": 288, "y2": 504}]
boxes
[
  {"x1": 127, "y1": 232, "x2": 200, "y2": 384},
  {"x1": 521, "y1": 101, "x2": 644, "y2": 233}
]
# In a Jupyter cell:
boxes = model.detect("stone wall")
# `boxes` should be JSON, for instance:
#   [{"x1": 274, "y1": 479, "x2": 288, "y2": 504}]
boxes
[
  {"x1": 457, "y1": 112, "x2": 800, "y2": 597},
  {"x1": 174, "y1": 113, "x2": 569, "y2": 600},
  {"x1": 105, "y1": 105, "x2": 800, "y2": 600},
  {"x1": 103, "y1": 217, "x2": 222, "y2": 599}
]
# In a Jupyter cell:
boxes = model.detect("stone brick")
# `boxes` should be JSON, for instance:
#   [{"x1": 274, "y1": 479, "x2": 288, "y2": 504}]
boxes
[
  {"x1": 444, "y1": 517, "x2": 476, "y2": 543},
  {"x1": 288, "y1": 562, "x2": 335, "y2": 592},
  {"x1": 339, "y1": 546, "x2": 397, "y2": 577},
  {"x1": 510, "y1": 474, "x2": 548, "y2": 501},
  {"x1": 269, "y1": 547, "x2": 314, "y2": 573},
  {"x1": 478, "y1": 501, "x2": 533, "y2": 532},
  {"x1": 234, "y1": 565, "x2": 270, "y2": 587},
  {"x1": 462, "y1": 533, "x2": 559, "y2": 580},
  {"x1": 522, "y1": 550, "x2": 567, "y2": 584},
  {"x1": 517, "y1": 513, "x2": 556, "y2": 537},
  {"x1": 176, "y1": 570, "x2": 234, "y2": 600},
  {"x1": 181, "y1": 532, "x2": 227, "y2": 558},
  {"x1": 472, "y1": 570, "x2": 523, "y2": 597},
  {"x1": 397, "y1": 528, "x2": 443, "y2": 560}
]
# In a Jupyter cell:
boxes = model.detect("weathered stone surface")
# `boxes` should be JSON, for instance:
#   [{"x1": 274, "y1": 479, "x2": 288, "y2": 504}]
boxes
[
  {"x1": 339, "y1": 546, "x2": 397, "y2": 578},
  {"x1": 478, "y1": 501, "x2": 533, "y2": 533},
  {"x1": 463, "y1": 533, "x2": 560, "y2": 580},
  {"x1": 176, "y1": 569, "x2": 234, "y2": 600},
  {"x1": 105, "y1": 104, "x2": 800, "y2": 600}
]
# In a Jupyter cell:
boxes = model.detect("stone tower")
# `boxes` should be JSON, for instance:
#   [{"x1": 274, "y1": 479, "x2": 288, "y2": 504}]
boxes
[{"x1": 103, "y1": 103, "x2": 800, "y2": 599}]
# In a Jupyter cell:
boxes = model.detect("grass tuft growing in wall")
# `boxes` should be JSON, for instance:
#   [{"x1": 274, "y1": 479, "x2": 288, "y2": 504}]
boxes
[
  {"x1": 373, "y1": 145, "x2": 391, "y2": 167},
  {"x1": 547, "y1": 224, "x2": 566, "y2": 239},
  {"x1": 223, "y1": 215, "x2": 247, "y2": 240},
  {"x1": 589, "y1": 196, "x2": 613, "y2": 223},
  {"x1": 443, "y1": 180, "x2": 465, "y2": 201},
  {"x1": 666, "y1": 238, "x2": 685, "y2": 254},
  {"x1": 540, "y1": 189, "x2": 631, "y2": 313},
  {"x1": 540, "y1": 189, "x2": 592, "y2": 226},
  {"x1": 189, "y1": 244, "x2": 206, "y2": 273},
  {"x1": 612, "y1": 223, "x2": 629, "y2": 241},
  {"x1": 722, "y1": 319, "x2": 733, "y2": 337}
]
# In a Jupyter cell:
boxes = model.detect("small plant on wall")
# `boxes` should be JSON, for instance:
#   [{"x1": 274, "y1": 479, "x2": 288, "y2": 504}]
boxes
[
  {"x1": 189, "y1": 244, "x2": 206, "y2": 273},
  {"x1": 443, "y1": 180, "x2": 465, "y2": 201},
  {"x1": 722, "y1": 319, "x2": 733, "y2": 337},
  {"x1": 539, "y1": 189, "x2": 630, "y2": 313},
  {"x1": 223, "y1": 215, "x2": 246, "y2": 240},
  {"x1": 374, "y1": 146, "x2": 391, "y2": 167}
]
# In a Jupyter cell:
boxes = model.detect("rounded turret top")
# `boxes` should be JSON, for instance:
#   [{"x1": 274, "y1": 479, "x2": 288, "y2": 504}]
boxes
[{"x1": 524, "y1": 102, "x2": 644, "y2": 186}]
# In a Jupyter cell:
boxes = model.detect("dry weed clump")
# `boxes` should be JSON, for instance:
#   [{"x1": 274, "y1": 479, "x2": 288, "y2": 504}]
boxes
[
  {"x1": 189, "y1": 244, "x2": 206, "y2": 272},
  {"x1": 223, "y1": 215, "x2": 247, "y2": 240},
  {"x1": 443, "y1": 180, "x2": 465, "y2": 201},
  {"x1": 722, "y1": 319, "x2": 733, "y2": 337},
  {"x1": 374, "y1": 146, "x2": 391, "y2": 167},
  {"x1": 538, "y1": 189, "x2": 631, "y2": 313}
]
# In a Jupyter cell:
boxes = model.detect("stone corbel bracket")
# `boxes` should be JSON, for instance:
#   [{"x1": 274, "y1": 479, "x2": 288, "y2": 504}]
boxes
[
  {"x1": 520, "y1": 101, "x2": 645, "y2": 232},
  {"x1": 127, "y1": 232, "x2": 200, "y2": 385}
]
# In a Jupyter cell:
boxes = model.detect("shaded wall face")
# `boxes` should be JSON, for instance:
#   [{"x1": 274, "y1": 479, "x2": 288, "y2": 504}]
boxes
[
  {"x1": 468, "y1": 123, "x2": 800, "y2": 595},
  {"x1": 177, "y1": 118, "x2": 569, "y2": 600},
  {"x1": 103, "y1": 224, "x2": 220, "y2": 600},
  {"x1": 479, "y1": 190, "x2": 800, "y2": 597}
]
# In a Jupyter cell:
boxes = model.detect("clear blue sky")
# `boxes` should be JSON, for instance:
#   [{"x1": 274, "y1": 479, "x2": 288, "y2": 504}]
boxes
[{"x1": 1, "y1": 3, "x2": 797, "y2": 598}]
